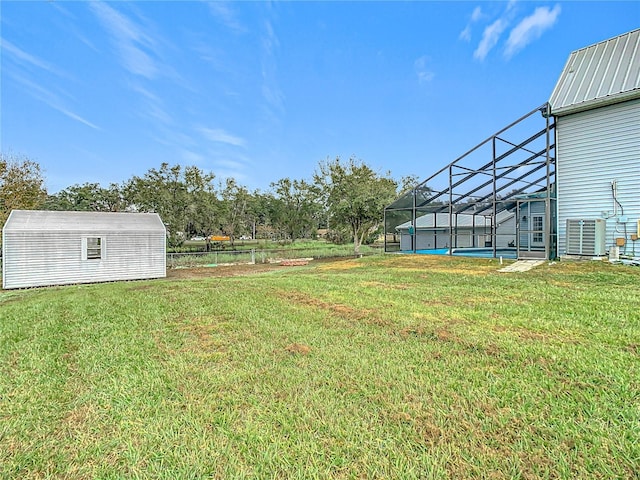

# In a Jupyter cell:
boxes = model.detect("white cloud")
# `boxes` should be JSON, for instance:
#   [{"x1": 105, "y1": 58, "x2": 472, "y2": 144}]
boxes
[
  {"x1": 260, "y1": 20, "x2": 284, "y2": 112},
  {"x1": 54, "y1": 106, "x2": 101, "y2": 130},
  {"x1": 459, "y1": 6, "x2": 484, "y2": 42},
  {"x1": 505, "y1": 5, "x2": 561, "y2": 58},
  {"x1": 474, "y1": 18, "x2": 508, "y2": 61},
  {"x1": 215, "y1": 158, "x2": 246, "y2": 171},
  {"x1": 180, "y1": 150, "x2": 205, "y2": 164},
  {"x1": 90, "y1": 2, "x2": 159, "y2": 79},
  {"x1": 1, "y1": 38, "x2": 69, "y2": 78},
  {"x1": 459, "y1": 26, "x2": 472, "y2": 42},
  {"x1": 471, "y1": 6, "x2": 483, "y2": 22},
  {"x1": 414, "y1": 56, "x2": 435, "y2": 83},
  {"x1": 208, "y1": 1, "x2": 246, "y2": 34},
  {"x1": 150, "y1": 127, "x2": 195, "y2": 150},
  {"x1": 7, "y1": 71, "x2": 100, "y2": 130},
  {"x1": 199, "y1": 127, "x2": 246, "y2": 148},
  {"x1": 129, "y1": 83, "x2": 174, "y2": 126}
]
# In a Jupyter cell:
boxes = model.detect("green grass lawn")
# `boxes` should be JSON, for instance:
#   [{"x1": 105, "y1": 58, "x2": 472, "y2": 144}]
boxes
[{"x1": 1, "y1": 255, "x2": 639, "y2": 479}]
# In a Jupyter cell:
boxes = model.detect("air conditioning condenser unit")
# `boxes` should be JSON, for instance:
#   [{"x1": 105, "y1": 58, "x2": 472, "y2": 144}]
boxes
[{"x1": 566, "y1": 218, "x2": 606, "y2": 256}]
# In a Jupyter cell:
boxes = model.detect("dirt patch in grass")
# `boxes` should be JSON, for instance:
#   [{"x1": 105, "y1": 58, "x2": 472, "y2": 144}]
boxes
[
  {"x1": 0, "y1": 292, "x2": 29, "y2": 304},
  {"x1": 284, "y1": 343, "x2": 312, "y2": 355},
  {"x1": 360, "y1": 281, "x2": 411, "y2": 290},
  {"x1": 384, "y1": 254, "x2": 495, "y2": 274},
  {"x1": 397, "y1": 323, "x2": 463, "y2": 344},
  {"x1": 548, "y1": 280, "x2": 576, "y2": 288},
  {"x1": 64, "y1": 403, "x2": 95, "y2": 432},
  {"x1": 275, "y1": 289, "x2": 392, "y2": 326},
  {"x1": 424, "y1": 267, "x2": 490, "y2": 276},
  {"x1": 398, "y1": 325, "x2": 430, "y2": 338},
  {"x1": 491, "y1": 325, "x2": 582, "y2": 344},
  {"x1": 165, "y1": 257, "x2": 358, "y2": 279},
  {"x1": 316, "y1": 259, "x2": 362, "y2": 271},
  {"x1": 277, "y1": 290, "x2": 368, "y2": 319},
  {"x1": 425, "y1": 297, "x2": 489, "y2": 309},
  {"x1": 626, "y1": 344, "x2": 640, "y2": 356},
  {"x1": 167, "y1": 262, "x2": 284, "y2": 279}
]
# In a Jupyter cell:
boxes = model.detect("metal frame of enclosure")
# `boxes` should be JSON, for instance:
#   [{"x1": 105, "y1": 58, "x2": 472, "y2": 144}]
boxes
[{"x1": 384, "y1": 104, "x2": 557, "y2": 260}]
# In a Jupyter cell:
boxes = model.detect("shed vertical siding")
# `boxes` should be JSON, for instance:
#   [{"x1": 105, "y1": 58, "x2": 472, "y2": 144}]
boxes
[
  {"x1": 2, "y1": 211, "x2": 166, "y2": 289},
  {"x1": 556, "y1": 98, "x2": 640, "y2": 254},
  {"x1": 3, "y1": 232, "x2": 166, "y2": 289}
]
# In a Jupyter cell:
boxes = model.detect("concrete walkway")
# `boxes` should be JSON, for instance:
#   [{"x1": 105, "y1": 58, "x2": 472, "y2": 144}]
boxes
[{"x1": 497, "y1": 260, "x2": 545, "y2": 272}]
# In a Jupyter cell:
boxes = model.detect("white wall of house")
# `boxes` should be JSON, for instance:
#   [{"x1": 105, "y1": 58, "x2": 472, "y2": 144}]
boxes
[{"x1": 556, "y1": 98, "x2": 640, "y2": 255}]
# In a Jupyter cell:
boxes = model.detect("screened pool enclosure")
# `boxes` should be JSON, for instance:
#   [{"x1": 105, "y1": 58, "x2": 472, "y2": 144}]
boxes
[{"x1": 384, "y1": 104, "x2": 557, "y2": 260}]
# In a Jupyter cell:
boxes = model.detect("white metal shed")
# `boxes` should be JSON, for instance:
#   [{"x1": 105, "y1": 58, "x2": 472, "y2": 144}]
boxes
[
  {"x1": 549, "y1": 29, "x2": 640, "y2": 256},
  {"x1": 2, "y1": 210, "x2": 166, "y2": 289}
]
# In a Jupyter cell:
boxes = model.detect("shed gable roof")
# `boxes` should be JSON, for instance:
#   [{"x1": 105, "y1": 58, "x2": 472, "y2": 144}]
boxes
[
  {"x1": 3, "y1": 210, "x2": 165, "y2": 233},
  {"x1": 549, "y1": 29, "x2": 640, "y2": 116}
]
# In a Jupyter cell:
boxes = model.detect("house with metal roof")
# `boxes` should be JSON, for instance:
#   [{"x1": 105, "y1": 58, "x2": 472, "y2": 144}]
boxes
[
  {"x1": 395, "y1": 210, "x2": 516, "y2": 251},
  {"x1": 2, "y1": 210, "x2": 166, "y2": 289},
  {"x1": 384, "y1": 29, "x2": 639, "y2": 260},
  {"x1": 549, "y1": 28, "x2": 640, "y2": 257}
]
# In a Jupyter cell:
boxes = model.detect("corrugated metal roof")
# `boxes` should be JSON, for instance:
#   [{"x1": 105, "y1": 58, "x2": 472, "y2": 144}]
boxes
[
  {"x1": 549, "y1": 29, "x2": 640, "y2": 116},
  {"x1": 3, "y1": 210, "x2": 165, "y2": 232}
]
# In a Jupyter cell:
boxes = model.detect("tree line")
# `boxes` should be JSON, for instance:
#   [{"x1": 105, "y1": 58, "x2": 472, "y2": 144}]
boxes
[{"x1": 1, "y1": 152, "x2": 416, "y2": 253}]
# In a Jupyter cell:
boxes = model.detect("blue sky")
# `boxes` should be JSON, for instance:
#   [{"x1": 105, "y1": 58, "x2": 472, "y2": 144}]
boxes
[{"x1": 1, "y1": 1, "x2": 638, "y2": 194}]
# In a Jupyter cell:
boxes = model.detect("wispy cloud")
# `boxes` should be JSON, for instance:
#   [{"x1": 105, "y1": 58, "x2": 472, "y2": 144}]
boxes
[
  {"x1": 260, "y1": 19, "x2": 284, "y2": 114},
  {"x1": 1, "y1": 38, "x2": 69, "y2": 78},
  {"x1": 54, "y1": 106, "x2": 101, "y2": 130},
  {"x1": 199, "y1": 127, "x2": 246, "y2": 148},
  {"x1": 149, "y1": 127, "x2": 195, "y2": 150},
  {"x1": 2, "y1": 38, "x2": 98, "y2": 129},
  {"x1": 471, "y1": 6, "x2": 484, "y2": 22},
  {"x1": 180, "y1": 149, "x2": 205, "y2": 165},
  {"x1": 129, "y1": 83, "x2": 173, "y2": 126},
  {"x1": 460, "y1": 26, "x2": 472, "y2": 42},
  {"x1": 215, "y1": 158, "x2": 247, "y2": 171},
  {"x1": 7, "y1": 71, "x2": 100, "y2": 130},
  {"x1": 414, "y1": 56, "x2": 435, "y2": 83},
  {"x1": 504, "y1": 5, "x2": 561, "y2": 58},
  {"x1": 89, "y1": 2, "x2": 159, "y2": 79},
  {"x1": 191, "y1": 38, "x2": 225, "y2": 68},
  {"x1": 48, "y1": 3, "x2": 100, "y2": 52},
  {"x1": 469, "y1": 2, "x2": 559, "y2": 61},
  {"x1": 459, "y1": 6, "x2": 484, "y2": 41},
  {"x1": 208, "y1": 1, "x2": 246, "y2": 34},
  {"x1": 474, "y1": 18, "x2": 509, "y2": 61}
]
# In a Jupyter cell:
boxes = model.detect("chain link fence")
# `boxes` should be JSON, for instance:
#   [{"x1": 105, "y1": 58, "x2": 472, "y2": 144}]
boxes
[{"x1": 167, "y1": 246, "x2": 381, "y2": 269}]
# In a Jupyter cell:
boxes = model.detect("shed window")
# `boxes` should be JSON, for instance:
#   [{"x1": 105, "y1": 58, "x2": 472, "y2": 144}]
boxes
[{"x1": 86, "y1": 237, "x2": 102, "y2": 260}]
